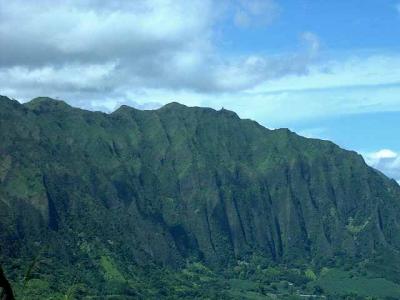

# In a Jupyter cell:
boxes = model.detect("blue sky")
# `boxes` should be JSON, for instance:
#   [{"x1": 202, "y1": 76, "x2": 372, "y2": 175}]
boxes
[
  {"x1": 0, "y1": 0, "x2": 400, "y2": 181},
  {"x1": 219, "y1": 1, "x2": 400, "y2": 56}
]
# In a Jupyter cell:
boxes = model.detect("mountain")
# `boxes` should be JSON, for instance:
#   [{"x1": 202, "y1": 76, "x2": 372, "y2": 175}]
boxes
[{"x1": 1, "y1": 95, "x2": 400, "y2": 299}]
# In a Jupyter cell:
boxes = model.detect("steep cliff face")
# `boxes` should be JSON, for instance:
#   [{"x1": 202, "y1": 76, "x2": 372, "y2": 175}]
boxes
[{"x1": 1, "y1": 95, "x2": 400, "y2": 271}]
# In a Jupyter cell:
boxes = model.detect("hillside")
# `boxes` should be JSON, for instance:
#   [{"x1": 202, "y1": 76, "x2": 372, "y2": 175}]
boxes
[{"x1": 1, "y1": 95, "x2": 400, "y2": 299}]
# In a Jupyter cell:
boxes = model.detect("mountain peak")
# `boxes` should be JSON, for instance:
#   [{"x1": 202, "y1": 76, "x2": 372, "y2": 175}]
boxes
[
  {"x1": 112, "y1": 104, "x2": 139, "y2": 114},
  {"x1": 0, "y1": 95, "x2": 20, "y2": 108},
  {"x1": 29, "y1": 96, "x2": 67, "y2": 104},
  {"x1": 0, "y1": 95, "x2": 12, "y2": 102},
  {"x1": 24, "y1": 97, "x2": 72, "y2": 112},
  {"x1": 218, "y1": 107, "x2": 239, "y2": 119},
  {"x1": 160, "y1": 102, "x2": 188, "y2": 110}
]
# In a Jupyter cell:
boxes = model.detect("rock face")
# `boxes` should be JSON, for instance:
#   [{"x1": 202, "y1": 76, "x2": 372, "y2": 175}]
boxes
[{"x1": 1, "y1": 95, "x2": 400, "y2": 270}]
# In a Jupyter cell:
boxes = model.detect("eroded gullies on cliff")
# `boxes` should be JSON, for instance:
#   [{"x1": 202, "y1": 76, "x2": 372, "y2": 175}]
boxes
[{"x1": 1, "y1": 96, "x2": 400, "y2": 298}]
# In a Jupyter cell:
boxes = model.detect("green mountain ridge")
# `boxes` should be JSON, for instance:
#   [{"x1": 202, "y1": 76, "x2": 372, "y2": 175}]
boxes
[{"x1": 1, "y1": 95, "x2": 400, "y2": 299}]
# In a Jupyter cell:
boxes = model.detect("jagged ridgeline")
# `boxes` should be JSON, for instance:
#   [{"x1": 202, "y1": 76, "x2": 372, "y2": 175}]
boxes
[{"x1": 1, "y1": 95, "x2": 400, "y2": 298}]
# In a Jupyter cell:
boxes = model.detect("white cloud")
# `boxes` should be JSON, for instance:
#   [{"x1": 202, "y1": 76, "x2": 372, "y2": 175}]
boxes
[
  {"x1": 369, "y1": 149, "x2": 398, "y2": 160},
  {"x1": 234, "y1": 0, "x2": 280, "y2": 28},
  {"x1": 2, "y1": 63, "x2": 117, "y2": 88},
  {"x1": 300, "y1": 32, "x2": 320, "y2": 57},
  {"x1": 0, "y1": 0, "x2": 215, "y2": 62},
  {"x1": 222, "y1": 54, "x2": 400, "y2": 125},
  {"x1": 0, "y1": 0, "x2": 217, "y2": 90},
  {"x1": 0, "y1": 0, "x2": 323, "y2": 106},
  {"x1": 250, "y1": 54, "x2": 400, "y2": 94},
  {"x1": 193, "y1": 82, "x2": 400, "y2": 127},
  {"x1": 363, "y1": 149, "x2": 400, "y2": 182}
]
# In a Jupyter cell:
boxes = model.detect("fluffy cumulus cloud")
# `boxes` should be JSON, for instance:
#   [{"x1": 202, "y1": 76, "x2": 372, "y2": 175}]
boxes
[
  {"x1": 0, "y1": 0, "x2": 216, "y2": 104},
  {"x1": 0, "y1": 0, "x2": 321, "y2": 111},
  {"x1": 363, "y1": 149, "x2": 400, "y2": 183}
]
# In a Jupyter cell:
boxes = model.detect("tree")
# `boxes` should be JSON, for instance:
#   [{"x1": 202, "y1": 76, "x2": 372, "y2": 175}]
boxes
[
  {"x1": 0, "y1": 266, "x2": 15, "y2": 300},
  {"x1": 313, "y1": 285, "x2": 324, "y2": 295}
]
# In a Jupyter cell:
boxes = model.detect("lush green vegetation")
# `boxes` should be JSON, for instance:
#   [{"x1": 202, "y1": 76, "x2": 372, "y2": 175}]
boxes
[
  {"x1": 1, "y1": 95, "x2": 400, "y2": 298},
  {"x1": 5, "y1": 254, "x2": 400, "y2": 299},
  {"x1": 312, "y1": 268, "x2": 400, "y2": 299}
]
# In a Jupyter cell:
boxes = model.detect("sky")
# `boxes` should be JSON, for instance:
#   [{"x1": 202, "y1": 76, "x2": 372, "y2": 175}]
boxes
[{"x1": 1, "y1": 0, "x2": 400, "y2": 182}]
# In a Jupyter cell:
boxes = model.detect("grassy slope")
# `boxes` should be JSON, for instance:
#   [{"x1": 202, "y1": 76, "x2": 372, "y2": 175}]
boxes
[{"x1": 313, "y1": 268, "x2": 400, "y2": 298}]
